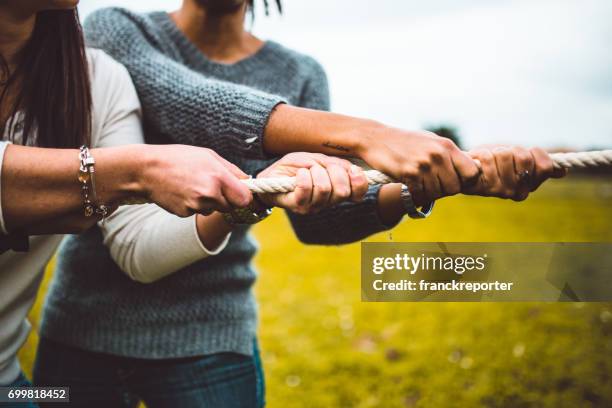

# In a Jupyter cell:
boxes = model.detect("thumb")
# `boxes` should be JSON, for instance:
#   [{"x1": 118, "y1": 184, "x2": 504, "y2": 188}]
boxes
[{"x1": 220, "y1": 171, "x2": 253, "y2": 208}]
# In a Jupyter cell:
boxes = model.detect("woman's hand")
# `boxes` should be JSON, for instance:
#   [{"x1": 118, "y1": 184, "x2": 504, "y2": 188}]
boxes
[
  {"x1": 464, "y1": 145, "x2": 567, "y2": 201},
  {"x1": 138, "y1": 144, "x2": 253, "y2": 216},
  {"x1": 256, "y1": 153, "x2": 369, "y2": 214}
]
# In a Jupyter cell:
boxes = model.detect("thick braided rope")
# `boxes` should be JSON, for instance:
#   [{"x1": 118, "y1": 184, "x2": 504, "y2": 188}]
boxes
[{"x1": 243, "y1": 150, "x2": 612, "y2": 194}]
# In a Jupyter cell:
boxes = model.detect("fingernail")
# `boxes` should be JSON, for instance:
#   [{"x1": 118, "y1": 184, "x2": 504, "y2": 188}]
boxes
[{"x1": 350, "y1": 165, "x2": 361, "y2": 175}]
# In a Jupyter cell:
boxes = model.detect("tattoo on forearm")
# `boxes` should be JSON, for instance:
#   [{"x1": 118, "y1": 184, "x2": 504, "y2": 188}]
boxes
[{"x1": 322, "y1": 141, "x2": 350, "y2": 153}]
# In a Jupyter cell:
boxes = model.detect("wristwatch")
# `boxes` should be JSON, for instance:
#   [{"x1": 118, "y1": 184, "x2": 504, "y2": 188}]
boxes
[
  {"x1": 222, "y1": 196, "x2": 272, "y2": 225},
  {"x1": 400, "y1": 184, "x2": 434, "y2": 219}
]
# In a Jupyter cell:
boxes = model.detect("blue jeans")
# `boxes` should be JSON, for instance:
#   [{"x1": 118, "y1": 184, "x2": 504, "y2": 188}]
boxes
[
  {"x1": 33, "y1": 337, "x2": 265, "y2": 408},
  {"x1": 1, "y1": 372, "x2": 39, "y2": 408}
]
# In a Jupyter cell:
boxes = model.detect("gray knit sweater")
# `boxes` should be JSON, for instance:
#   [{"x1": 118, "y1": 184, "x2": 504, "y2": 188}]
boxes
[{"x1": 40, "y1": 8, "x2": 396, "y2": 358}]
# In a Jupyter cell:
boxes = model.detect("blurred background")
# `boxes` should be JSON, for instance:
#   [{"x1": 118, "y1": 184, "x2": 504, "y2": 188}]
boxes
[
  {"x1": 19, "y1": 0, "x2": 612, "y2": 407},
  {"x1": 77, "y1": 0, "x2": 612, "y2": 149}
]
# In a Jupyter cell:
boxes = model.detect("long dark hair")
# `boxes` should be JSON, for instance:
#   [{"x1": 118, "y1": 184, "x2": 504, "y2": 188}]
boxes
[{"x1": 0, "y1": 8, "x2": 92, "y2": 148}]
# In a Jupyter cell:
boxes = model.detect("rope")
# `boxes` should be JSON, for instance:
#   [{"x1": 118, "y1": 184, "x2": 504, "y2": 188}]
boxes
[{"x1": 242, "y1": 150, "x2": 612, "y2": 194}]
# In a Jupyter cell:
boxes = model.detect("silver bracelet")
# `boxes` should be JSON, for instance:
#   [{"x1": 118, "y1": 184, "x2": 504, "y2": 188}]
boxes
[
  {"x1": 400, "y1": 184, "x2": 434, "y2": 219},
  {"x1": 78, "y1": 146, "x2": 109, "y2": 221}
]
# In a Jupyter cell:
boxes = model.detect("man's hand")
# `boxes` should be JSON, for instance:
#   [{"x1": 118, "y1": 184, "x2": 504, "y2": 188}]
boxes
[
  {"x1": 256, "y1": 153, "x2": 369, "y2": 214},
  {"x1": 355, "y1": 128, "x2": 481, "y2": 203},
  {"x1": 139, "y1": 145, "x2": 253, "y2": 216},
  {"x1": 464, "y1": 145, "x2": 567, "y2": 201}
]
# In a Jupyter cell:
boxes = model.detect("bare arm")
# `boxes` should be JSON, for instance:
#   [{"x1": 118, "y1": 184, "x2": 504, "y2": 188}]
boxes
[
  {"x1": 1, "y1": 144, "x2": 142, "y2": 233},
  {"x1": 0, "y1": 143, "x2": 253, "y2": 236}
]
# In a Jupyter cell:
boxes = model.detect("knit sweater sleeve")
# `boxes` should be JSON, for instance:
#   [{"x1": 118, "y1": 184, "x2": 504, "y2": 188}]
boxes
[
  {"x1": 83, "y1": 7, "x2": 285, "y2": 159},
  {"x1": 285, "y1": 59, "x2": 401, "y2": 245}
]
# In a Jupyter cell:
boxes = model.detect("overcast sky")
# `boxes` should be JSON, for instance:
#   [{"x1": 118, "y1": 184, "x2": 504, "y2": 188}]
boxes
[{"x1": 80, "y1": 0, "x2": 612, "y2": 149}]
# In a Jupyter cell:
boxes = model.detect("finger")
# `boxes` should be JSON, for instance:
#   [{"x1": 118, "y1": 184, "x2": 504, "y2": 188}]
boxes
[
  {"x1": 530, "y1": 147, "x2": 558, "y2": 191},
  {"x1": 436, "y1": 155, "x2": 461, "y2": 197},
  {"x1": 220, "y1": 173, "x2": 253, "y2": 208},
  {"x1": 310, "y1": 164, "x2": 332, "y2": 210},
  {"x1": 349, "y1": 165, "x2": 369, "y2": 202},
  {"x1": 401, "y1": 166, "x2": 425, "y2": 193},
  {"x1": 450, "y1": 150, "x2": 481, "y2": 189},
  {"x1": 407, "y1": 175, "x2": 425, "y2": 195},
  {"x1": 468, "y1": 149, "x2": 497, "y2": 196},
  {"x1": 553, "y1": 166, "x2": 568, "y2": 178},
  {"x1": 512, "y1": 147, "x2": 535, "y2": 201},
  {"x1": 512, "y1": 146, "x2": 535, "y2": 185},
  {"x1": 327, "y1": 164, "x2": 352, "y2": 205},
  {"x1": 293, "y1": 168, "x2": 313, "y2": 213},
  {"x1": 492, "y1": 146, "x2": 516, "y2": 198},
  {"x1": 422, "y1": 173, "x2": 442, "y2": 202}
]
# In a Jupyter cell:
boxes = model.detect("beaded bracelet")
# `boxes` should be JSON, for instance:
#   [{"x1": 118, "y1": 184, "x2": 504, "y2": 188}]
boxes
[{"x1": 78, "y1": 146, "x2": 109, "y2": 221}]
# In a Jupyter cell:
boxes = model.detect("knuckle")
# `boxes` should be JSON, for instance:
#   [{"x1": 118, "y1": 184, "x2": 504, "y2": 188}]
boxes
[
  {"x1": 317, "y1": 184, "x2": 332, "y2": 195},
  {"x1": 208, "y1": 171, "x2": 223, "y2": 183},
  {"x1": 432, "y1": 143, "x2": 448, "y2": 156},
  {"x1": 516, "y1": 150, "x2": 533, "y2": 166},
  {"x1": 467, "y1": 170, "x2": 480, "y2": 184},
  {"x1": 499, "y1": 148, "x2": 513, "y2": 161},
  {"x1": 439, "y1": 137, "x2": 456, "y2": 149},
  {"x1": 199, "y1": 185, "x2": 218, "y2": 199},
  {"x1": 417, "y1": 160, "x2": 432, "y2": 172},
  {"x1": 401, "y1": 165, "x2": 419, "y2": 180},
  {"x1": 480, "y1": 150, "x2": 495, "y2": 165}
]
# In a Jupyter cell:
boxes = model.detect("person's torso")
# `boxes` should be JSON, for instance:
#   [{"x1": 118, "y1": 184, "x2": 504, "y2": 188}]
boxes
[
  {"x1": 41, "y1": 12, "x2": 323, "y2": 359},
  {"x1": 0, "y1": 48, "x2": 138, "y2": 384}
]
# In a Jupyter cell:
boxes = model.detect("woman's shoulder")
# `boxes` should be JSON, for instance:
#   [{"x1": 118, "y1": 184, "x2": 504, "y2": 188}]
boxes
[
  {"x1": 85, "y1": 48, "x2": 142, "y2": 147},
  {"x1": 86, "y1": 48, "x2": 131, "y2": 81},
  {"x1": 86, "y1": 48, "x2": 137, "y2": 108}
]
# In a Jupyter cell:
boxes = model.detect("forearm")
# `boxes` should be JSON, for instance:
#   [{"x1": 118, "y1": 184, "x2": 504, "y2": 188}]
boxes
[
  {"x1": 195, "y1": 212, "x2": 234, "y2": 251},
  {"x1": 1, "y1": 144, "x2": 145, "y2": 232},
  {"x1": 102, "y1": 204, "x2": 231, "y2": 283},
  {"x1": 264, "y1": 105, "x2": 379, "y2": 157}
]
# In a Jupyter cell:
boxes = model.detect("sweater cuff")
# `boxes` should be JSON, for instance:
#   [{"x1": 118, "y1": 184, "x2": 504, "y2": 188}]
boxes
[
  {"x1": 191, "y1": 216, "x2": 232, "y2": 256},
  {"x1": 368, "y1": 184, "x2": 404, "y2": 230},
  {"x1": 227, "y1": 92, "x2": 286, "y2": 160}
]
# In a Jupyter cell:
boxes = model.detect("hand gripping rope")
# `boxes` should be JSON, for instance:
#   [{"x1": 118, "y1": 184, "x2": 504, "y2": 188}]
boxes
[{"x1": 242, "y1": 150, "x2": 612, "y2": 194}]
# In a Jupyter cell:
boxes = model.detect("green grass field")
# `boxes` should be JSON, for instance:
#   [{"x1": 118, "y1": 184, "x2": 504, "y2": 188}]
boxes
[{"x1": 19, "y1": 176, "x2": 612, "y2": 407}]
